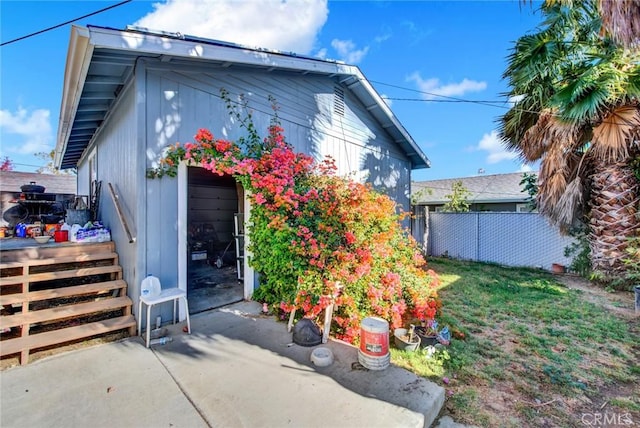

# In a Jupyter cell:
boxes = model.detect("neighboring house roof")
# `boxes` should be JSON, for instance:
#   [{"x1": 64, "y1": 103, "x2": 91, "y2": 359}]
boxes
[
  {"x1": 55, "y1": 25, "x2": 430, "y2": 170},
  {"x1": 0, "y1": 171, "x2": 77, "y2": 195},
  {"x1": 412, "y1": 172, "x2": 534, "y2": 205}
]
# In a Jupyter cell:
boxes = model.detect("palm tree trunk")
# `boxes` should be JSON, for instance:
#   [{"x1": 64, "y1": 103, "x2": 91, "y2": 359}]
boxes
[{"x1": 588, "y1": 159, "x2": 640, "y2": 277}]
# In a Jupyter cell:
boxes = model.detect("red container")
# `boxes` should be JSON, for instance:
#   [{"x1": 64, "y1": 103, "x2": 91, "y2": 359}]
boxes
[
  {"x1": 54, "y1": 230, "x2": 68, "y2": 243},
  {"x1": 359, "y1": 317, "x2": 389, "y2": 356}
]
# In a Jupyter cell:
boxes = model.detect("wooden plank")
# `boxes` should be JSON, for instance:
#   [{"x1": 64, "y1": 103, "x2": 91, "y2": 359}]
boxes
[
  {"x1": 0, "y1": 280, "x2": 127, "y2": 306},
  {"x1": 0, "y1": 261, "x2": 25, "y2": 269},
  {"x1": 0, "y1": 315, "x2": 137, "y2": 357},
  {"x1": 19, "y1": 265, "x2": 122, "y2": 283},
  {"x1": 0, "y1": 296, "x2": 132, "y2": 329},
  {"x1": 0, "y1": 242, "x2": 116, "y2": 263},
  {"x1": 108, "y1": 183, "x2": 135, "y2": 243},
  {"x1": 21, "y1": 252, "x2": 119, "y2": 268},
  {"x1": 0, "y1": 276, "x2": 26, "y2": 286}
]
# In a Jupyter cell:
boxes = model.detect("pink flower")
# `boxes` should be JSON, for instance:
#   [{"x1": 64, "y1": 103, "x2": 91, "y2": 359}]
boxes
[
  {"x1": 345, "y1": 231, "x2": 356, "y2": 245},
  {"x1": 254, "y1": 193, "x2": 267, "y2": 205}
]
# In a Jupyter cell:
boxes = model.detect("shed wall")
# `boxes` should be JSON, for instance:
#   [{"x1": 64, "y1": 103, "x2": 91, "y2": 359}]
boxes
[
  {"x1": 78, "y1": 83, "x2": 140, "y2": 302},
  {"x1": 142, "y1": 63, "x2": 415, "y2": 287},
  {"x1": 143, "y1": 62, "x2": 412, "y2": 210}
]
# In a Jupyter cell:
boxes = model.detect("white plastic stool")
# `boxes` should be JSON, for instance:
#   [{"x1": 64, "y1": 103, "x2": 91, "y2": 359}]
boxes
[{"x1": 138, "y1": 288, "x2": 191, "y2": 348}]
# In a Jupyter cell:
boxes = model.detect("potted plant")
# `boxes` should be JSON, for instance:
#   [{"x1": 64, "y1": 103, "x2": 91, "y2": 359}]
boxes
[
  {"x1": 415, "y1": 320, "x2": 440, "y2": 347},
  {"x1": 393, "y1": 325, "x2": 420, "y2": 351}
]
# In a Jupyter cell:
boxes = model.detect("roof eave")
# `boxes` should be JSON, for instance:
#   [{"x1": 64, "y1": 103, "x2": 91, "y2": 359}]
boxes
[
  {"x1": 55, "y1": 25, "x2": 93, "y2": 169},
  {"x1": 56, "y1": 25, "x2": 430, "y2": 170},
  {"x1": 89, "y1": 25, "x2": 359, "y2": 77},
  {"x1": 415, "y1": 198, "x2": 527, "y2": 205},
  {"x1": 341, "y1": 72, "x2": 430, "y2": 170}
]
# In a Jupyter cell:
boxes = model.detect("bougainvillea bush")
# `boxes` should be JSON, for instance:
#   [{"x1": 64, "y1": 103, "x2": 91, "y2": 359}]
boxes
[{"x1": 149, "y1": 110, "x2": 441, "y2": 343}]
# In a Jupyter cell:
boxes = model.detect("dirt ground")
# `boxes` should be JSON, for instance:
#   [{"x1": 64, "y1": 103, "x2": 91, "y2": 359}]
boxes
[{"x1": 555, "y1": 274, "x2": 638, "y2": 320}]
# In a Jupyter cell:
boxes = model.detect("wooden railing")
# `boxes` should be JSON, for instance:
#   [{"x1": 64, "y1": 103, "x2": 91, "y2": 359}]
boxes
[
  {"x1": 0, "y1": 241, "x2": 136, "y2": 365},
  {"x1": 108, "y1": 182, "x2": 135, "y2": 243}
]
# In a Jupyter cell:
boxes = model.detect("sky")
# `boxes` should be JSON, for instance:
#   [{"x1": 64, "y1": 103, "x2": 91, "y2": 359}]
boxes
[{"x1": 0, "y1": 0, "x2": 543, "y2": 181}]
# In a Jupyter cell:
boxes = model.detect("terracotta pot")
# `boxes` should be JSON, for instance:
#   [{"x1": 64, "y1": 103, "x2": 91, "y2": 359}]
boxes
[{"x1": 551, "y1": 263, "x2": 566, "y2": 274}]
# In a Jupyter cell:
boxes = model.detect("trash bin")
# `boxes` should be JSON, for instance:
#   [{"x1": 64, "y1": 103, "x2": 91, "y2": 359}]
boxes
[{"x1": 66, "y1": 209, "x2": 90, "y2": 226}]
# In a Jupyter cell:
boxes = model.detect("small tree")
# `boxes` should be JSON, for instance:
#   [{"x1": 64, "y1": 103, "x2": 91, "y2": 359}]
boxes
[
  {"x1": 410, "y1": 186, "x2": 432, "y2": 205},
  {"x1": 35, "y1": 150, "x2": 75, "y2": 175},
  {"x1": 0, "y1": 156, "x2": 14, "y2": 171},
  {"x1": 519, "y1": 172, "x2": 538, "y2": 211},
  {"x1": 442, "y1": 181, "x2": 471, "y2": 212}
]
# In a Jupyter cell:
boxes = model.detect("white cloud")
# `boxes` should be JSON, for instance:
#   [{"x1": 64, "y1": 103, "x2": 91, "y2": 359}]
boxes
[
  {"x1": 475, "y1": 130, "x2": 517, "y2": 164},
  {"x1": 407, "y1": 72, "x2": 487, "y2": 100},
  {"x1": 508, "y1": 94, "x2": 525, "y2": 106},
  {"x1": 0, "y1": 107, "x2": 52, "y2": 155},
  {"x1": 374, "y1": 31, "x2": 391, "y2": 44},
  {"x1": 519, "y1": 163, "x2": 533, "y2": 172},
  {"x1": 315, "y1": 47, "x2": 328, "y2": 59},
  {"x1": 330, "y1": 39, "x2": 369, "y2": 64},
  {"x1": 133, "y1": 0, "x2": 329, "y2": 54}
]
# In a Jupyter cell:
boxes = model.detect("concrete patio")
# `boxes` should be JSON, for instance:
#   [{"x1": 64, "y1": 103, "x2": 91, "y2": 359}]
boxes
[{"x1": 0, "y1": 301, "x2": 446, "y2": 427}]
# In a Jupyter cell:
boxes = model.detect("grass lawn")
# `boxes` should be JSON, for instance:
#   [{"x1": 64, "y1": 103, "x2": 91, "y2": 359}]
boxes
[{"x1": 390, "y1": 257, "x2": 640, "y2": 428}]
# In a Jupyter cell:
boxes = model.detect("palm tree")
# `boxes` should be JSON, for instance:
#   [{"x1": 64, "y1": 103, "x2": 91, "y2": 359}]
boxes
[
  {"x1": 597, "y1": 0, "x2": 640, "y2": 47},
  {"x1": 541, "y1": 0, "x2": 640, "y2": 47},
  {"x1": 500, "y1": 0, "x2": 640, "y2": 279}
]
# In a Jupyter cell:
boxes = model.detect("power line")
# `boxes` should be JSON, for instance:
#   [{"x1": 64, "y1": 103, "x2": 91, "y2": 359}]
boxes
[
  {"x1": 371, "y1": 79, "x2": 513, "y2": 110},
  {"x1": 0, "y1": 0, "x2": 132, "y2": 47},
  {"x1": 384, "y1": 97, "x2": 510, "y2": 108}
]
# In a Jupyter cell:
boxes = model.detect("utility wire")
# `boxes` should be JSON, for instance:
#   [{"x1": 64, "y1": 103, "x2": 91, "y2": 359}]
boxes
[
  {"x1": 370, "y1": 79, "x2": 513, "y2": 110},
  {"x1": 0, "y1": 0, "x2": 132, "y2": 47}
]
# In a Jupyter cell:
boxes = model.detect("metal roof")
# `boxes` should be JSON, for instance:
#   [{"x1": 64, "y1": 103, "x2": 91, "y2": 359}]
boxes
[
  {"x1": 55, "y1": 25, "x2": 430, "y2": 170},
  {"x1": 412, "y1": 172, "x2": 535, "y2": 205}
]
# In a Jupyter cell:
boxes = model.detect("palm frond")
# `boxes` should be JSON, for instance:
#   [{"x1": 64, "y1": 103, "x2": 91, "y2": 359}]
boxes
[
  {"x1": 591, "y1": 105, "x2": 640, "y2": 163},
  {"x1": 558, "y1": 84, "x2": 611, "y2": 122},
  {"x1": 519, "y1": 110, "x2": 554, "y2": 161},
  {"x1": 550, "y1": 176, "x2": 585, "y2": 232},
  {"x1": 538, "y1": 144, "x2": 569, "y2": 213}
]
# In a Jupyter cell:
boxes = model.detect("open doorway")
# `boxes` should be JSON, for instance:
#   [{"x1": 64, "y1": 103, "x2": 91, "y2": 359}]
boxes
[{"x1": 187, "y1": 166, "x2": 244, "y2": 313}]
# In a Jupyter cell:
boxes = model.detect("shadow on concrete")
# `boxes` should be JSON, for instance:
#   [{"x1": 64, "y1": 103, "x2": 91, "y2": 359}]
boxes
[{"x1": 146, "y1": 301, "x2": 444, "y2": 427}]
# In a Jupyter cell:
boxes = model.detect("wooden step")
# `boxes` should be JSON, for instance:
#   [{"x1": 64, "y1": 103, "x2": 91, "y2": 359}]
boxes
[
  {"x1": 0, "y1": 241, "x2": 116, "y2": 263},
  {"x1": 0, "y1": 315, "x2": 137, "y2": 357},
  {"x1": 0, "y1": 265, "x2": 122, "y2": 286},
  {"x1": 0, "y1": 280, "x2": 127, "y2": 306},
  {"x1": 1, "y1": 296, "x2": 133, "y2": 329},
  {"x1": 0, "y1": 240, "x2": 134, "y2": 365},
  {"x1": 0, "y1": 252, "x2": 118, "y2": 269}
]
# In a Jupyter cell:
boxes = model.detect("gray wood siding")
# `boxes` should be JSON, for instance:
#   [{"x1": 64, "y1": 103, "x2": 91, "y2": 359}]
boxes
[
  {"x1": 78, "y1": 83, "x2": 139, "y2": 299},
  {"x1": 143, "y1": 62, "x2": 412, "y2": 210},
  {"x1": 143, "y1": 63, "x2": 414, "y2": 293},
  {"x1": 144, "y1": 68, "x2": 180, "y2": 287}
]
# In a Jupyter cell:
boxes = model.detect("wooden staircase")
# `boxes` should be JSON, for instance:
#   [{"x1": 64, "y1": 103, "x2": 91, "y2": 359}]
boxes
[{"x1": 0, "y1": 241, "x2": 136, "y2": 365}]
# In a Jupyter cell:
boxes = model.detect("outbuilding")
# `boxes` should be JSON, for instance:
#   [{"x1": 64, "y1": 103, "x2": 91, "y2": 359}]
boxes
[{"x1": 55, "y1": 25, "x2": 430, "y2": 323}]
